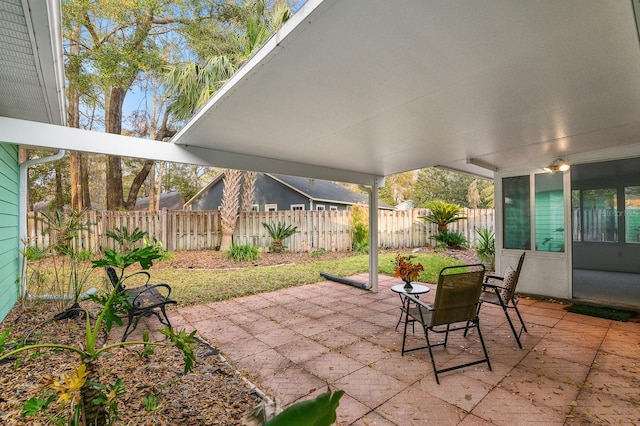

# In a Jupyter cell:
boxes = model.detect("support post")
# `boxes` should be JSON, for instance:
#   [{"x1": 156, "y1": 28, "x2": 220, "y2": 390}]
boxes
[{"x1": 367, "y1": 176, "x2": 384, "y2": 293}]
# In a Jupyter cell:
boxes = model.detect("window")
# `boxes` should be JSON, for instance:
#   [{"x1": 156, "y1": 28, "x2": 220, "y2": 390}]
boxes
[
  {"x1": 573, "y1": 188, "x2": 617, "y2": 242},
  {"x1": 503, "y1": 176, "x2": 531, "y2": 250},
  {"x1": 316, "y1": 205, "x2": 326, "y2": 211},
  {"x1": 265, "y1": 204, "x2": 277, "y2": 212},
  {"x1": 329, "y1": 205, "x2": 338, "y2": 211},
  {"x1": 535, "y1": 173, "x2": 564, "y2": 252},
  {"x1": 625, "y1": 186, "x2": 640, "y2": 243},
  {"x1": 251, "y1": 204, "x2": 259, "y2": 212},
  {"x1": 291, "y1": 204, "x2": 305, "y2": 211}
]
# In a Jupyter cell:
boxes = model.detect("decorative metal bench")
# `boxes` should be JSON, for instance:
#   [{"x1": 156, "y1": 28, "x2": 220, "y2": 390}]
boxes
[{"x1": 106, "y1": 266, "x2": 177, "y2": 341}]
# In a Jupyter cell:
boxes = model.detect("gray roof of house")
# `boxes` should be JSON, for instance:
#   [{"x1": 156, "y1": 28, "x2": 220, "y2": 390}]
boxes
[
  {"x1": 270, "y1": 174, "x2": 393, "y2": 209},
  {"x1": 135, "y1": 191, "x2": 184, "y2": 210}
]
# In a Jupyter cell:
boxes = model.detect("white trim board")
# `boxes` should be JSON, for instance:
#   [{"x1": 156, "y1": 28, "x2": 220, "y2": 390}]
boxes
[{"x1": 0, "y1": 117, "x2": 380, "y2": 185}]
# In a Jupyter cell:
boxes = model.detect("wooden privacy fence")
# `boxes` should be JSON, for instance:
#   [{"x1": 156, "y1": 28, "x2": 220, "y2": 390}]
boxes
[{"x1": 26, "y1": 208, "x2": 494, "y2": 253}]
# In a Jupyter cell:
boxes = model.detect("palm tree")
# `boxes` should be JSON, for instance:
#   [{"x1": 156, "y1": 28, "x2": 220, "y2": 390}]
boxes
[
  {"x1": 220, "y1": 169, "x2": 242, "y2": 250},
  {"x1": 241, "y1": 171, "x2": 257, "y2": 212},
  {"x1": 419, "y1": 200, "x2": 467, "y2": 232},
  {"x1": 163, "y1": 56, "x2": 235, "y2": 121},
  {"x1": 163, "y1": 0, "x2": 292, "y2": 251}
]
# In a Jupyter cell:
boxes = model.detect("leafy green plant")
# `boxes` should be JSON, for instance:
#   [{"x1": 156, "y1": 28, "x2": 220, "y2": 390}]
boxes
[
  {"x1": 39, "y1": 209, "x2": 93, "y2": 255},
  {"x1": 262, "y1": 221, "x2": 298, "y2": 253},
  {"x1": 419, "y1": 200, "x2": 466, "y2": 232},
  {"x1": 34, "y1": 209, "x2": 96, "y2": 317},
  {"x1": 431, "y1": 230, "x2": 467, "y2": 249},
  {"x1": 106, "y1": 226, "x2": 147, "y2": 252},
  {"x1": 0, "y1": 231, "x2": 197, "y2": 426},
  {"x1": 474, "y1": 227, "x2": 495, "y2": 269},
  {"x1": 310, "y1": 248, "x2": 326, "y2": 258},
  {"x1": 143, "y1": 394, "x2": 159, "y2": 412},
  {"x1": 144, "y1": 235, "x2": 173, "y2": 261},
  {"x1": 226, "y1": 244, "x2": 260, "y2": 262},
  {"x1": 245, "y1": 388, "x2": 344, "y2": 426},
  {"x1": 351, "y1": 204, "x2": 369, "y2": 253}
]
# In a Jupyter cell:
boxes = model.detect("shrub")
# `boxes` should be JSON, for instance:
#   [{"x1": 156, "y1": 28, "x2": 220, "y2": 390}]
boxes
[
  {"x1": 351, "y1": 204, "x2": 369, "y2": 253},
  {"x1": 419, "y1": 200, "x2": 466, "y2": 232},
  {"x1": 226, "y1": 244, "x2": 260, "y2": 262},
  {"x1": 262, "y1": 222, "x2": 298, "y2": 253},
  {"x1": 431, "y1": 230, "x2": 467, "y2": 249},
  {"x1": 310, "y1": 248, "x2": 326, "y2": 258},
  {"x1": 474, "y1": 227, "x2": 495, "y2": 259}
]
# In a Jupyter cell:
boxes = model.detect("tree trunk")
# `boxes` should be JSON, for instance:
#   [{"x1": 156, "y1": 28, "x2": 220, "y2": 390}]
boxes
[
  {"x1": 124, "y1": 160, "x2": 155, "y2": 210},
  {"x1": 70, "y1": 152, "x2": 84, "y2": 210},
  {"x1": 105, "y1": 87, "x2": 127, "y2": 210},
  {"x1": 241, "y1": 171, "x2": 256, "y2": 211},
  {"x1": 81, "y1": 360, "x2": 107, "y2": 426},
  {"x1": 82, "y1": 154, "x2": 91, "y2": 208},
  {"x1": 155, "y1": 162, "x2": 165, "y2": 211},
  {"x1": 219, "y1": 169, "x2": 242, "y2": 250},
  {"x1": 148, "y1": 163, "x2": 156, "y2": 212},
  {"x1": 68, "y1": 22, "x2": 90, "y2": 211}
]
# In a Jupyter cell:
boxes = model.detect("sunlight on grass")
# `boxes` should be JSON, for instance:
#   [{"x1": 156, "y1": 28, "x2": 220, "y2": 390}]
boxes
[{"x1": 28, "y1": 252, "x2": 464, "y2": 306}]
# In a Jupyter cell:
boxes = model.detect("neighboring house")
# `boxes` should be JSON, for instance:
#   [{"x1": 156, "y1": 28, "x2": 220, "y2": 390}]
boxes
[
  {"x1": 395, "y1": 200, "x2": 415, "y2": 210},
  {"x1": 135, "y1": 191, "x2": 184, "y2": 211},
  {"x1": 184, "y1": 172, "x2": 393, "y2": 211}
]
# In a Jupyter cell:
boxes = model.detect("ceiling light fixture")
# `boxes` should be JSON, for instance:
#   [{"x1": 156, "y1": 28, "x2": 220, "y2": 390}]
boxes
[{"x1": 543, "y1": 159, "x2": 570, "y2": 173}]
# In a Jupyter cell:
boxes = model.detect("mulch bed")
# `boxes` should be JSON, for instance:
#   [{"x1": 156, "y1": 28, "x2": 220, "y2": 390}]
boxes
[{"x1": 0, "y1": 301, "x2": 262, "y2": 425}]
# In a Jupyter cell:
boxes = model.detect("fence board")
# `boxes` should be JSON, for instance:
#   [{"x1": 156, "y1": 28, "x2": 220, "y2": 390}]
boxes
[{"x1": 26, "y1": 208, "x2": 494, "y2": 253}]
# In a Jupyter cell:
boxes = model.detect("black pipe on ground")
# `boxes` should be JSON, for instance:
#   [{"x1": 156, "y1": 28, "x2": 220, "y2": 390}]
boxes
[{"x1": 320, "y1": 272, "x2": 370, "y2": 290}]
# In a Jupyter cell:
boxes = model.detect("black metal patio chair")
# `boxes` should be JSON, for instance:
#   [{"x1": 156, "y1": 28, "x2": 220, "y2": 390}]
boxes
[{"x1": 477, "y1": 252, "x2": 528, "y2": 348}]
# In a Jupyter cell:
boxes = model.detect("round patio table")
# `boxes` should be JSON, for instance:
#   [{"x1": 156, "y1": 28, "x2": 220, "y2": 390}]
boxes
[{"x1": 391, "y1": 283, "x2": 430, "y2": 331}]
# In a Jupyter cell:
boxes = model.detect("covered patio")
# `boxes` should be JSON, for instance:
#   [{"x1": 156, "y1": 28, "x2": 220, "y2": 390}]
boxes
[{"x1": 125, "y1": 274, "x2": 640, "y2": 425}]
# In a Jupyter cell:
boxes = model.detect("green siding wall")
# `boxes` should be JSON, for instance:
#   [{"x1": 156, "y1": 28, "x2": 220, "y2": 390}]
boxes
[{"x1": 0, "y1": 143, "x2": 19, "y2": 322}]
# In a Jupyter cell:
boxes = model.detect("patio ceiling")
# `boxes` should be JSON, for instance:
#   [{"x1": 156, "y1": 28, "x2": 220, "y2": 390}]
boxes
[
  {"x1": 173, "y1": 0, "x2": 640, "y2": 180},
  {"x1": 0, "y1": 0, "x2": 65, "y2": 126}
]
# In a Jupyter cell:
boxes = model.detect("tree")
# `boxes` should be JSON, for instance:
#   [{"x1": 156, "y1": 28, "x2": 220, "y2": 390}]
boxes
[
  {"x1": 163, "y1": 0, "x2": 292, "y2": 249},
  {"x1": 241, "y1": 171, "x2": 257, "y2": 211},
  {"x1": 378, "y1": 171, "x2": 415, "y2": 206},
  {"x1": 414, "y1": 167, "x2": 494, "y2": 208},
  {"x1": 62, "y1": 0, "x2": 232, "y2": 211},
  {"x1": 419, "y1": 200, "x2": 467, "y2": 233},
  {"x1": 220, "y1": 169, "x2": 242, "y2": 250},
  {"x1": 467, "y1": 179, "x2": 481, "y2": 209}
]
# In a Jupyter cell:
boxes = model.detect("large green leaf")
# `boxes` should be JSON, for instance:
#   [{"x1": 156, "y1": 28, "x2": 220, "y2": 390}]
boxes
[{"x1": 265, "y1": 388, "x2": 344, "y2": 426}]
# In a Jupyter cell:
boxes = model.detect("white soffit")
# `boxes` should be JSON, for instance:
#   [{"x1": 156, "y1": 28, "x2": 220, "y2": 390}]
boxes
[
  {"x1": 173, "y1": 0, "x2": 640, "y2": 178},
  {"x1": 0, "y1": 0, "x2": 66, "y2": 125}
]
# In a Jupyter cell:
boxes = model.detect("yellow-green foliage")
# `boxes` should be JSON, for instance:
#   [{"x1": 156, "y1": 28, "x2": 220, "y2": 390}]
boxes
[{"x1": 351, "y1": 204, "x2": 369, "y2": 253}]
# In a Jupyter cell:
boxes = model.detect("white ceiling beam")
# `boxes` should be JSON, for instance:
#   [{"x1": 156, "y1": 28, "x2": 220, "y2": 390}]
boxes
[{"x1": 0, "y1": 117, "x2": 379, "y2": 185}]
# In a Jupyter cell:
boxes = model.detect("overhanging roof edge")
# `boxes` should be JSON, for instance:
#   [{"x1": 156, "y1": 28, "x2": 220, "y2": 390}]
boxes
[
  {"x1": 171, "y1": 0, "x2": 332, "y2": 145},
  {"x1": 1, "y1": 117, "x2": 379, "y2": 185}
]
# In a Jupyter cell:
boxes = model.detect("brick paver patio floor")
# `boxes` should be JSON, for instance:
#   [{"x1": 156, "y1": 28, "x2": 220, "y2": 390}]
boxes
[{"x1": 129, "y1": 273, "x2": 640, "y2": 425}]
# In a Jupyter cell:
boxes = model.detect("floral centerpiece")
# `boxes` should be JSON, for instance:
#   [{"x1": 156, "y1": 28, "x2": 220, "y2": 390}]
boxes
[{"x1": 393, "y1": 254, "x2": 424, "y2": 290}]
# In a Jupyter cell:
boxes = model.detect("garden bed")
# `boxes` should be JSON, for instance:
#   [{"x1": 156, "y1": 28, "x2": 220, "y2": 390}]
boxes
[{"x1": 0, "y1": 301, "x2": 262, "y2": 425}]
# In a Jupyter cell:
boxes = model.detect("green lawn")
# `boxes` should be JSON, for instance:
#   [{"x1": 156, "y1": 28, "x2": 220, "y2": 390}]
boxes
[{"x1": 29, "y1": 252, "x2": 464, "y2": 307}]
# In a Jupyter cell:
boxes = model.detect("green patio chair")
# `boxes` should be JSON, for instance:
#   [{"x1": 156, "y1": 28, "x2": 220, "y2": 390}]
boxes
[{"x1": 401, "y1": 264, "x2": 491, "y2": 384}]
